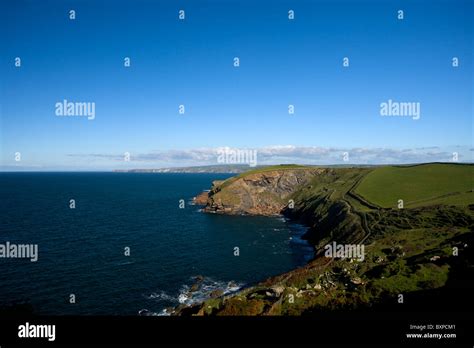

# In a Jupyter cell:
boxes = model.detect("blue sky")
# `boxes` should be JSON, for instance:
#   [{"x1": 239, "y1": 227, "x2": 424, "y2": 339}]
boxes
[{"x1": 1, "y1": 0, "x2": 473, "y2": 170}]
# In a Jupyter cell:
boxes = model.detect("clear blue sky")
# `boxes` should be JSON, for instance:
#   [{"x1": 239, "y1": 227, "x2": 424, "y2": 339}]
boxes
[{"x1": 1, "y1": 0, "x2": 472, "y2": 170}]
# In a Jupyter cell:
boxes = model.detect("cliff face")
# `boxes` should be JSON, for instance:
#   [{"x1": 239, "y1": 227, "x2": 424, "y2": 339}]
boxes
[{"x1": 203, "y1": 168, "x2": 329, "y2": 216}]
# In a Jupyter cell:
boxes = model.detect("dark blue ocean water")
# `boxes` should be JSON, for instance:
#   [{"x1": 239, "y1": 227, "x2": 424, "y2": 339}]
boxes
[{"x1": 0, "y1": 173, "x2": 313, "y2": 315}]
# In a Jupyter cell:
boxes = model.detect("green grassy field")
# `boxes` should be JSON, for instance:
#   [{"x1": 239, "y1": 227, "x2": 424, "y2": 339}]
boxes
[{"x1": 354, "y1": 163, "x2": 474, "y2": 208}]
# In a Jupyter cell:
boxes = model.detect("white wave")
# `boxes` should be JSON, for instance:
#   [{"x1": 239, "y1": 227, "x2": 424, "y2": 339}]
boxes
[
  {"x1": 144, "y1": 276, "x2": 244, "y2": 314},
  {"x1": 178, "y1": 292, "x2": 189, "y2": 304},
  {"x1": 147, "y1": 291, "x2": 175, "y2": 302},
  {"x1": 176, "y1": 276, "x2": 244, "y2": 306},
  {"x1": 138, "y1": 308, "x2": 169, "y2": 316},
  {"x1": 116, "y1": 260, "x2": 135, "y2": 266}
]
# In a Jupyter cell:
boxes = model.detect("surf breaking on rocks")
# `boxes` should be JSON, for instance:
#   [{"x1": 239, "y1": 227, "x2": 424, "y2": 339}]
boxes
[{"x1": 139, "y1": 276, "x2": 243, "y2": 316}]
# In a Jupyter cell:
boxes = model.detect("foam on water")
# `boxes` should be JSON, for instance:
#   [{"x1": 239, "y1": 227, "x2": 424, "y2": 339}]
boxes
[
  {"x1": 140, "y1": 276, "x2": 244, "y2": 315},
  {"x1": 146, "y1": 291, "x2": 176, "y2": 302},
  {"x1": 177, "y1": 276, "x2": 243, "y2": 306}
]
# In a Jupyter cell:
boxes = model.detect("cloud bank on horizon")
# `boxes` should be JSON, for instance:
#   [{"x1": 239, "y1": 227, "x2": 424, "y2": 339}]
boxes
[{"x1": 2, "y1": 145, "x2": 472, "y2": 171}]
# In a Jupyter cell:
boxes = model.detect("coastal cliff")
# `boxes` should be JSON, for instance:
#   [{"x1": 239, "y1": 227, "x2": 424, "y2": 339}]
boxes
[
  {"x1": 204, "y1": 167, "x2": 328, "y2": 215},
  {"x1": 180, "y1": 164, "x2": 474, "y2": 316},
  {"x1": 198, "y1": 166, "x2": 369, "y2": 249}
]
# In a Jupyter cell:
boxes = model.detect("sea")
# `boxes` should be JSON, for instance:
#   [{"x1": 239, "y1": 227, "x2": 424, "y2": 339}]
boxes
[{"x1": 0, "y1": 172, "x2": 314, "y2": 315}]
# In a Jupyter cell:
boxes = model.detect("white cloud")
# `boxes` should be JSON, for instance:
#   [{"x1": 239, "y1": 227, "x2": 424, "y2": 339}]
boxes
[{"x1": 64, "y1": 145, "x2": 471, "y2": 167}]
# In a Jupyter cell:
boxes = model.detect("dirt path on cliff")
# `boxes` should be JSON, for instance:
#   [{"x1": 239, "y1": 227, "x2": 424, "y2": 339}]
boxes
[{"x1": 342, "y1": 173, "x2": 377, "y2": 245}]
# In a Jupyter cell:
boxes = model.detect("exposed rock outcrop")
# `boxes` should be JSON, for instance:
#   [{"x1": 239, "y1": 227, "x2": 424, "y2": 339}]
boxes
[
  {"x1": 193, "y1": 191, "x2": 209, "y2": 205},
  {"x1": 204, "y1": 168, "x2": 329, "y2": 216}
]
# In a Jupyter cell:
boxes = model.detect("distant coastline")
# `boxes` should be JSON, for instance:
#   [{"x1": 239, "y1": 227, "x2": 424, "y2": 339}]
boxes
[{"x1": 113, "y1": 163, "x2": 383, "y2": 174}]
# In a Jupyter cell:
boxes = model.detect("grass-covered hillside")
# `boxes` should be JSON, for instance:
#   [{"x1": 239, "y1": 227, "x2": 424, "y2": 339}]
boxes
[{"x1": 354, "y1": 163, "x2": 473, "y2": 208}]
